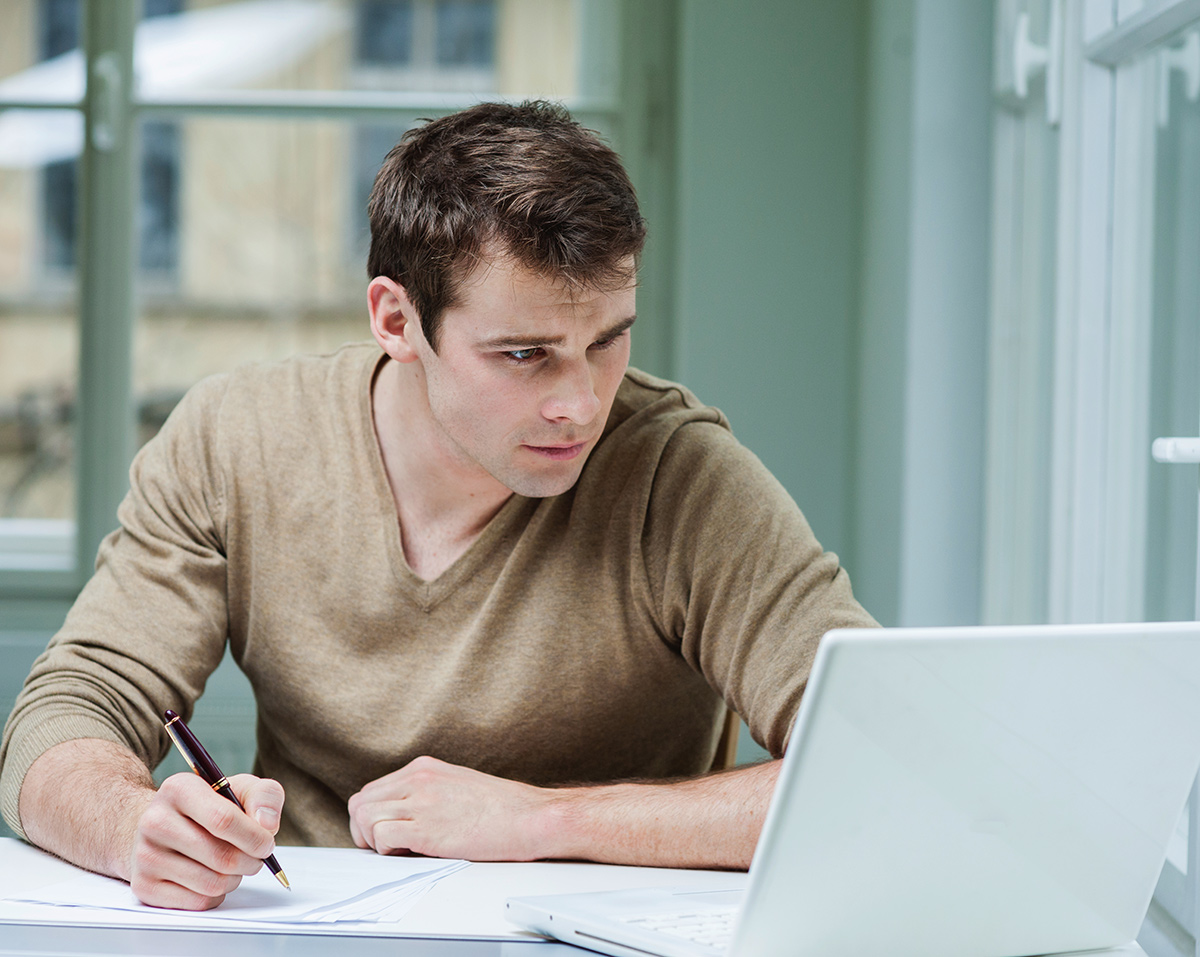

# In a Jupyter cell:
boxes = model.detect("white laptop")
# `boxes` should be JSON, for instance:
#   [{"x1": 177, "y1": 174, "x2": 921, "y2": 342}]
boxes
[{"x1": 506, "y1": 622, "x2": 1200, "y2": 957}]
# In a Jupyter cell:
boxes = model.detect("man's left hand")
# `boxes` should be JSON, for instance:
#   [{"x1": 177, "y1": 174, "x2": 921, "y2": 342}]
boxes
[
  {"x1": 347, "y1": 755, "x2": 779, "y2": 868},
  {"x1": 347, "y1": 756, "x2": 559, "y2": 859}
]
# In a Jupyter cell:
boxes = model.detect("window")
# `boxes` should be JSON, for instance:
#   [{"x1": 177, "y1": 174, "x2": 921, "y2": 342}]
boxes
[
  {"x1": 357, "y1": 0, "x2": 416, "y2": 66},
  {"x1": 37, "y1": 0, "x2": 79, "y2": 276},
  {"x1": 35, "y1": 0, "x2": 181, "y2": 278},
  {"x1": 986, "y1": 2, "x2": 1200, "y2": 953},
  {"x1": 436, "y1": 0, "x2": 495, "y2": 67},
  {"x1": 353, "y1": 0, "x2": 496, "y2": 92}
]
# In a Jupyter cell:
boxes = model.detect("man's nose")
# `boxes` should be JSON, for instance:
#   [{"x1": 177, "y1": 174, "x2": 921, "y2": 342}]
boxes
[{"x1": 542, "y1": 360, "x2": 603, "y2": 423}]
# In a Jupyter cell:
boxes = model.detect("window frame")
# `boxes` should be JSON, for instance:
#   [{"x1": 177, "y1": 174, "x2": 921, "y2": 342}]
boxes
[{"x1": 989, "y1": 0, "x2": 1200, "y2": 950}]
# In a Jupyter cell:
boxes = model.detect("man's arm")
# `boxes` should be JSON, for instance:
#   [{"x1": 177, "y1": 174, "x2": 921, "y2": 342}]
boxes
[
  {"x1": 20, "y1": 738, "x2": 284, "y2": 910},
  {"x1": 347, "y1": 755, "x2": 780, "y2": 869}
]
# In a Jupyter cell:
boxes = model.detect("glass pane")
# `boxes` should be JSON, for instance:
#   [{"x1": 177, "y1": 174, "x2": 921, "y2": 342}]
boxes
[
  {"x1": 1144, "y1": 25, "x2": 1200, "y2": 623},
  {"x1": 357, "y1": 0, "x2": 415, "y2": 66},
  {"x1": 1114, "y1": 23, "x2": 1200, "y2": 913},
  {"x1": 133, "y1": 116, "x2": 374, "y2": 441},
  {"x1": 982, "y1": 0, "x2": 1060, "y2": 624},
  {"x1": 0, "y1": 0, "x2": 180, "y2": 104},
  {"x1": 0, "y1": 2, "x2": 78, "y2": 567},
  {"x1": 0, "y1": 111, "x2": 81, "y2": 546},
  {"x1": 128, "y1": 0, "x2": 589, "y2": 100},
  {"x1": 436, "y1": 0, "x2": 495, "y2": 67}
]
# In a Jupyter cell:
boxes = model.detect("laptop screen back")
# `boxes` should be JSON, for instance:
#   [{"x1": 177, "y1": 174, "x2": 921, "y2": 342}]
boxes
[{"x1": 734, "y1": 622, "x2": 1200, "y2": 957}]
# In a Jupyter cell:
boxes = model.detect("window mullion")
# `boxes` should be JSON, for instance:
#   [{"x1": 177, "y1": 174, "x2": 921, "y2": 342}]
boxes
[
  {"x1": 75, "y1": 0, "x2": 138, "y2": 578},
  {"x1": 1047, "y1": 0, "x2": 1116, "y2": 622}
]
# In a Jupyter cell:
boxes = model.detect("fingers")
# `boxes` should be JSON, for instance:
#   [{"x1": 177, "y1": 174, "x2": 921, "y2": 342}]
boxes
[
  {"x1": 348, "y1": 762, "x2": 427, "y2": 853},
  {"x1": 230, "y1": 773, "x2": 285, "y2": 835},
  {"x1": 165, "y1": 774, "x2": 278, "y2": 861},
  {"x1": 345, "y1": 756, "x2": 548, "y2": 860},
  {"x1": 130, "y1": 840, "x2": 243, "y2": 911},
  {"x1": 348, "y1": 796, "x2": 412, "y2": 853},
  {"x1": 129, "y1": 772, "x2": 285, "y2": 910},
  {"x1": 366, "y1": 819, "x2": 420, "y2": 857}
]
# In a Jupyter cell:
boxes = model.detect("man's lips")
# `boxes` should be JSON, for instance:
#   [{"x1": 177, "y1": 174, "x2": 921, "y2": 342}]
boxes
[{"x1": 522, "y1": 440, "x2": 590, "y2": 461}]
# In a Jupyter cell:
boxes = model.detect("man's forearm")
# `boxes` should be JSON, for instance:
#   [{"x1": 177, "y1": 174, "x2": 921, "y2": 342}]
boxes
[
  {"x1": 539, "y1": 759, "x2": 781, "y2": 869},
  {"x1": 19, "y1": 738, "x2": 156, "y2": 881}
]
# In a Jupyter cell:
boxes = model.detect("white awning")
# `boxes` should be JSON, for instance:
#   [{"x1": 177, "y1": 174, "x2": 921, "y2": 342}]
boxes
[{"x1": 0, "y1": 0, "x2": 348, "y2": 168}]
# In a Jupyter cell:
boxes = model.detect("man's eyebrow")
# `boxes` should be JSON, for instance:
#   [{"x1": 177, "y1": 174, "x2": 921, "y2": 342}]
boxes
[{"x1": 479, "y1": 315, "x2": 637, "y2": 350}]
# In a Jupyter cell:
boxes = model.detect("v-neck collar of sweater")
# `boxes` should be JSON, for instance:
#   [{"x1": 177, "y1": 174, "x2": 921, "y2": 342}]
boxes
[{"x1": 357, "y1": 348, "x2": 535, "y2": 612}]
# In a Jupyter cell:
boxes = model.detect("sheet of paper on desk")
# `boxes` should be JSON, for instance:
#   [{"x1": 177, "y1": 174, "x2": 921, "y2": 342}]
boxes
[{"x1": 3, "y1": 846, "x2": 469, "y2": 924}]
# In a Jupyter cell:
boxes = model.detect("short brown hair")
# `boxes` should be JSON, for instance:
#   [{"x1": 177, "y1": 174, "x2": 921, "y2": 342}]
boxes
[{"x1": 367, "y1": 100, "x2": 646, "y2": 351}]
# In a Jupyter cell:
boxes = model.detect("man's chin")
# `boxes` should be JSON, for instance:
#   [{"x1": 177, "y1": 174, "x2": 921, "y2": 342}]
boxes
[{"x1": 497, "y1": 463, "x2": 587, "y2": 499}]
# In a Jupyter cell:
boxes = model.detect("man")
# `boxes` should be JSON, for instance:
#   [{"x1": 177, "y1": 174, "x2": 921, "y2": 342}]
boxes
[{"x1": 0, "y1": 101, "x2": 874, "y2": 911}]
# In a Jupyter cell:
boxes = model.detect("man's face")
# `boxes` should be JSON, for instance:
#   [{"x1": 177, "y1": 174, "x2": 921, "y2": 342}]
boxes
[{"x1": 407, "y1": 256, "x2": 636, "y2": 498}]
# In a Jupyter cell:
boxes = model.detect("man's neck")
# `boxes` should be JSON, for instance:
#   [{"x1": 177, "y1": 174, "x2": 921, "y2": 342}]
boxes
[{"x1": 371, "y1": 359, "x2": 513, "y2": 581}]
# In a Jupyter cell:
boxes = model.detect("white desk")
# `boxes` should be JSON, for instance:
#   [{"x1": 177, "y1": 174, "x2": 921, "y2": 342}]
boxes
[
  {"x1": 0, "y1": 839, "x2": 1150, "y2": 957},
  {"x1": 0, "y1": 838, "x2": 738, "y2": 955}
]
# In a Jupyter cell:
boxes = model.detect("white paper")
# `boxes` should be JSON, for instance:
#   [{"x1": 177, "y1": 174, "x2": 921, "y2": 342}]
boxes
[
  {"x1": 4, "y1": 846, "x2": 469, "y2": 924},
  {"x1": 0, "y1": 839, "x2": 750, "y2": 940}
]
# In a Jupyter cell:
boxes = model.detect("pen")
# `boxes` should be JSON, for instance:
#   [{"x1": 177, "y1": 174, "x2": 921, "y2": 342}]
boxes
[{"x1": 162, "y1": 709, "x2": 290, "y2": 890}]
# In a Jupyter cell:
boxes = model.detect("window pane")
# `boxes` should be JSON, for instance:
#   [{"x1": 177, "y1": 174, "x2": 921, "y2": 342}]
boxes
[
  {"x1": 129, "y1": 0, "x2": 587, "y2": 98},
  {"x1": 1107, "y1": 24, "x2": 1200, "y2": 930},
  {"x1": 0, "y1": 110, "x2": 80, "y2": 531},
  {"x1": 139, "y1": 119, "x2": 180, "y2": 275},
  {"x1": 436, "y1": 0, "x2": 495, "y2": 67},
  {"x1": 1142, "y1": 26, "x2": 1200, "y2": 622},
  {"x1": 133, "y1": 116, "x2": 374, "y2": 442},
  {"x1": 357, "y1": 0, "x2": 415, "y2": 66},
  {"x1": 38, "y1": 0, "x2": 79, "y2": 62},
  {"x1": 982, "y1": 0, "x2": 1060, "y2": 624},
  {"x1": 41, "y1": 155, "x2": 76, "y2": 270}
]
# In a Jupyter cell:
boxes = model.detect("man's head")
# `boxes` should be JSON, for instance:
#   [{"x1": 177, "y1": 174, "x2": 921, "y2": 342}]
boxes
[{"x1": 367, "y1": 101, "x2": 646, "y2": 352}]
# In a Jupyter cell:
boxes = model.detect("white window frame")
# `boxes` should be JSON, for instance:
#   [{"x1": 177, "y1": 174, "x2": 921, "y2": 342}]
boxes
[{"x1": 990, "y1": 0, "x2": 1200, "y2": 950}]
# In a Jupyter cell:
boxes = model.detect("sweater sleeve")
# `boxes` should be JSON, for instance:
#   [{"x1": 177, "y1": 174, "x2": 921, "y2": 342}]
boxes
[
  {"x1": 0, "y1": 374, "x2": 233, "y2": 839},
  {"x1": 642, "y1": 422, "x2": 877, "y2": 760}
]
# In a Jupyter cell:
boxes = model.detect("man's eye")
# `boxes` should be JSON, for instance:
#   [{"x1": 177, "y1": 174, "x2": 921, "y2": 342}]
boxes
[{"x1": 506, "y1": 348, "x2": 540, "y2": 362}]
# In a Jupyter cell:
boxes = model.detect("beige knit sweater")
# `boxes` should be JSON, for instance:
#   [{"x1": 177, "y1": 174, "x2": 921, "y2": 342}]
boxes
[{"x1": 1, "y1": 343, "x2": 875, "y2": 846}]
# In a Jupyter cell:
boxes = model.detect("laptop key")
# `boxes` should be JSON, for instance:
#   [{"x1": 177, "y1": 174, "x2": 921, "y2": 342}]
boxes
[{"x1": 623, "y1": 907, "x2": 738, "y2": 948}]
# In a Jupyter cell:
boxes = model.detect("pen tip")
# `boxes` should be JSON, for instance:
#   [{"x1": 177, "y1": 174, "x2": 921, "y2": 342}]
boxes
[{"x1": 276, "y1": 870, "x2": 291, "y2": 890}]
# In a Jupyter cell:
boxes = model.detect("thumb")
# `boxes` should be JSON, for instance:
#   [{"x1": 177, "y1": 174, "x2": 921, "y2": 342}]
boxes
[{"x1": 231, "y1": 774, "x2": 285, "y2": 835}]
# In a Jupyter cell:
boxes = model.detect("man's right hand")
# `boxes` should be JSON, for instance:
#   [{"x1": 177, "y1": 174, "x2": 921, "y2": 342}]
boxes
[
  {"x1": 17, "y1": 738, "x2": 284, "y2": 911},
  {"x1": 129, "y1": 771, "x2": 284, "y2": 910}
]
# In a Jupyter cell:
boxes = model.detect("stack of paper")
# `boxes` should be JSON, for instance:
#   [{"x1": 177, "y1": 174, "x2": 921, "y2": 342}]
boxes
[{"x1": 4, "y1": 847, "x2": 470, "y2": 925}]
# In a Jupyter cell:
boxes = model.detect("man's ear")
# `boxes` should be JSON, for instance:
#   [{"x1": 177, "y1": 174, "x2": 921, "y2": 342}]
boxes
[{"x1": 368, "y1": 276, "x2": 425, "y2": 363}]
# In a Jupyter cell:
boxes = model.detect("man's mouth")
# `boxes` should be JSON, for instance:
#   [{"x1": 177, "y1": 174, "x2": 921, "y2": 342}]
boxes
[{"x1": 522, "y1": 441, "x2": 589, "y2": 461}]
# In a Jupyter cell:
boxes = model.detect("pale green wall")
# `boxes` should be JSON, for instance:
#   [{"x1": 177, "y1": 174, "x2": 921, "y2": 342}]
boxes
[
  {"x1": 853, "y1": 0, "x2": 914, "y2": 626},
  {"x1": 672, "y1": 0, "x2": 868, "y2": 571},
  {"x1": 669, "y1": 0, "x2": 992, "y2": 628}
]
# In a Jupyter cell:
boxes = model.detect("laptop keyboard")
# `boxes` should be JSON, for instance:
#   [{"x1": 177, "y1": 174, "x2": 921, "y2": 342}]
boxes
[{"x1": 623, "y1": 906, "x2": 738, "y2": 950}]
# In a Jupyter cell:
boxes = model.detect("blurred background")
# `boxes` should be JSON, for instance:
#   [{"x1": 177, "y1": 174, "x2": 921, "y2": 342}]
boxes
[{"x1": 0, "y1": 2, "x2": 1198, "y2": 951}]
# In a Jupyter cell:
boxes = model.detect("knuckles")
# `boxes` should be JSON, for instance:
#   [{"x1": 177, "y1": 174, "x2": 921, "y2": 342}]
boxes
[
  {"x1": 138, "y1": 801, "x2": 177, "y2": 841},
  {"x1": 206, "y1": 801, "x2": 240, "y2": 836},
  {"x1": 197, "y1": 867, "x2": 242, "y2": 898},
  {"x1": 210, "y1": 840, "x2": 247, "y2": 876},
  {"x1": 130, "y1": 839, "x2": 169, "y2": 879}
]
